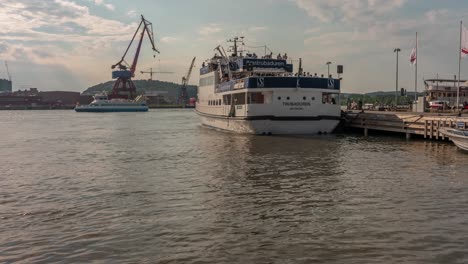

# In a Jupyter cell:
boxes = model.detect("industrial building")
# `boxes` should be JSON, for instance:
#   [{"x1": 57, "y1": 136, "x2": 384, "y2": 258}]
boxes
[
  {"x1": 0, "y1": 88, "x2": 83, "y2": 109},
  {"x1": 0, "y1": 79, "x2": 12, "y2": 93}
]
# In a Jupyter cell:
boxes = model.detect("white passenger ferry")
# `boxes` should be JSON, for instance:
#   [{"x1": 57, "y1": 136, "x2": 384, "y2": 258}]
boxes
[
  {"x1": 75, "y1": 94, "x2": 148, "y2": 112},
  {"x1": 195, "y1": 37, "x2": 342, "y2": 134}
]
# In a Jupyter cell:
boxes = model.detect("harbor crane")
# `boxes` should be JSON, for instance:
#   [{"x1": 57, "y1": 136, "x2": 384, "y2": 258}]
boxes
[
  {"x1": 179, "y1": 57, "x2": 196, "y2": 106},
  {"x1": 140, "y1": 68, "x2": 174, "y2": 80},
  {"x1": 110, "y1": 15, "x2": 159, "y2": 99}
]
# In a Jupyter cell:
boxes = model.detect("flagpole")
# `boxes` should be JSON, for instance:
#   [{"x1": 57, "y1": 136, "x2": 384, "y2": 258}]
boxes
[
  {"x1": 457, "y1": 21, "x2": 462, "y2": 110},
  {"x1": 415, "y1": 32, "x2": 418, "y2": 102}
]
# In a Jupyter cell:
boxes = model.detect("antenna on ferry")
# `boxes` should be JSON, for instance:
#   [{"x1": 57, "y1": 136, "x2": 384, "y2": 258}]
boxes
[{"x1": 228, "y1": 36, "x2": 244, "y2": 57}]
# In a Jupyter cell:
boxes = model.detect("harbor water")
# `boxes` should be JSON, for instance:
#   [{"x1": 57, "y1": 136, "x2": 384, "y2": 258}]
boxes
[{"x1": 1, "y1": 110, "x2": 468, "y2": 263}]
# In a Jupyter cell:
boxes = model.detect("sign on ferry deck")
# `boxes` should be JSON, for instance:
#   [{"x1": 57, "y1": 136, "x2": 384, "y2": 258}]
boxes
[{"x1": 237, "y1": 58, "x2": 293, "y2": 72}]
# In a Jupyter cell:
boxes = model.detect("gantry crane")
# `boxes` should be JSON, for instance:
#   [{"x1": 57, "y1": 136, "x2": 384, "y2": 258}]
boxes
[
  {"x1": 110, "y1": 15, "x2": 159, "y2": 99},
  {"x1": 179, "y1": 57, "x2": 196, "y2": 106},
  {"x1": 140, "y1": 68, "x2": 174, "y2": 80}
]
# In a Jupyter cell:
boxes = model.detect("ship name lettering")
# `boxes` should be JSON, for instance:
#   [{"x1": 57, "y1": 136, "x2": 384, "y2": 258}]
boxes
[{"x1": 282, "y1": 102, "x2": 311, "y2": 107}]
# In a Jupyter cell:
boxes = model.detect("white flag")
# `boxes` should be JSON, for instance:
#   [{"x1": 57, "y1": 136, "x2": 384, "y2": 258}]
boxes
[
  {"x1": 410, "y1": 47, "x2": 417, "y2": 65},
  {"x1": 462, "y1": 26, "x2": 468, "y2": 57}
]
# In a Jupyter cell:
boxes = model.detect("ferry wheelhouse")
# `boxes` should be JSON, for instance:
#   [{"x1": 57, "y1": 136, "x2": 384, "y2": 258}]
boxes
[{"x1": 195, "y1": 38, "x2": 342, "y2": 135}]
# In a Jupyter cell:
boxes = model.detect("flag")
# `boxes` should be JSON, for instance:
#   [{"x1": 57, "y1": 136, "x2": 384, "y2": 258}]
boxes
[
  {"x1": 462, "y1": 26, "x2": 468, "y2": 57},
  {"x1": 410, "y1": 47, "x2": 417, "y2": 65}
]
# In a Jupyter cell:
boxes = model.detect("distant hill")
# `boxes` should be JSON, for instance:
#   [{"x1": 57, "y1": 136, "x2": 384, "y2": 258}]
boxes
[{"x1": 83, "y1": 79, "x2": 197, "y2": 98}]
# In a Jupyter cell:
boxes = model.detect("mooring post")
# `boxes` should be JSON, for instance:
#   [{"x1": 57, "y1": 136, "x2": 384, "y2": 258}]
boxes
[
  {"x1": 424, "y1": 120, "x2": 427, "y2": 139},
  {"x1": 406, "y1": 132, "x2": 411, "y2": 140},
  {"x1": 364, "y1": 127, "x2": 368, "y2": 137},
  {"x1": 429, "y1": 119, "x2": 434, "y2": 139},
  {"x1": 442, "y1": 120, "x2": 446, "y2": 140}
]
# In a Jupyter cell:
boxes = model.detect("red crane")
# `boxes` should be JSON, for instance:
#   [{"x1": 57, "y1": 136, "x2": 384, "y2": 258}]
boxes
[{"x1": 110, "y1": 15, "x2": 159, "y2": 99}]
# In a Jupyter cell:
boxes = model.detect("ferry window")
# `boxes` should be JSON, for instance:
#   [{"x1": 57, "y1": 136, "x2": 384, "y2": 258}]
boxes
[
  {"x1": 233, "y1": 93, "x2": 246, "y2": 105},
  {"x1": 219, "y1": 99, "x2": 222, "y2": 105},
  {"x1": 303, "y1": 96, "x2": 306, "y2": 100},
  {"x1": 286, "y1": 97, "x2": 290, "y2": 100},
  {"x1": 248, "y1": 92, "x2": 264, "y2": 104},
  {"x1": 322, "y1": 93, "x2": 339, "y2": 104},
  {"x1": 312, "y1": 97, "x2": 315, "y2": 100},
  {"x1": 223, "y1": 95, "x2": 231, "y2": 105},
  {"x1": 277, "y1": 96, "x2": 281, "y2": 100}
]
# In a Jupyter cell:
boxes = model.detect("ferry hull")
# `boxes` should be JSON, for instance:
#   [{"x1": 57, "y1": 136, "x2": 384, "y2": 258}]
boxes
[
  {"x1": 75, "y1": 107, "x2": 148, "y2": 112},
  {"x1": 198, "y1": 114, "x2": 340, "y2": 134}
]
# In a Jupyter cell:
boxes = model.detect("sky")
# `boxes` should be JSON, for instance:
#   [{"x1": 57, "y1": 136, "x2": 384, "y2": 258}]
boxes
[{"x1": 1, "y1": 0, "x2": 468, "y2": 94}]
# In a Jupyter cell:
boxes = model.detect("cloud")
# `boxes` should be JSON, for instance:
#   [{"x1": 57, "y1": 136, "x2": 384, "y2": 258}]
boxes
[
  {"x1": 160, "y1": 36, "x2": 179, "y2": 43},
  {"x1": 0, "y1": 0, "x2": 142, "y2": 90},
  {"x1": 425, "y1": 9, "x2": 449, "y2": 23},
  {"x1": 0, "y1": 0, "x2": 135, "y2": 38},
  {"x1": 90, "y1": 0, "x2": 115, "y2": 11},
  {"x1": 127, "y1": 9, "x2": 138, "y2": 18},
  {"x1": 293, "y1": 0, "x2": 406, "y2": 23},
  {"x1": 198, "y1": 24, "x2": 222, "y2": 36},
  {"x1": 248, "y1": 26, "x2": 268, "y2": 32}
]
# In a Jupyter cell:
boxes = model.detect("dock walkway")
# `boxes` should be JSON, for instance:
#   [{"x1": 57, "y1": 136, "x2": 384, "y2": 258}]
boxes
[{"x1": 343, "y1": 111, "x2": 468, "y2": 140}]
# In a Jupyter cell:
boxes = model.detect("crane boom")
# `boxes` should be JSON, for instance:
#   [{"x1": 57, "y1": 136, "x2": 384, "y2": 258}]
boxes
[
  {"x1": 111, "y1": 15, "x2": 159, "y2": 75},
  {"x1": 179, "y1": 57, "x2": 196, "y2": 106},
  {"x1": 182, "y1": 57, "x2": 196, "y2": 86},
  {"x1": 4, "y1": 61, "x2": 11, "y2": 81}
]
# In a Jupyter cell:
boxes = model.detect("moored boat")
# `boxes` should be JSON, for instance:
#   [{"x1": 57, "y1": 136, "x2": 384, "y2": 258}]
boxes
[
  {"x1": 75, "y1": 94, "x2": 148, "y2": 112},
  {"x1": 440, "y1": 126, "x2": 468, "y2": 151},
  {"x1": 195, "y1": 37, "x2": 343, "y2": 135}
]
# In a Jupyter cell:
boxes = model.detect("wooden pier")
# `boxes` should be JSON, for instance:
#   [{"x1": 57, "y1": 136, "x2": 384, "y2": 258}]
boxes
[{"x1": 343, "y1": 111, "x2": 468, "y2": 140}]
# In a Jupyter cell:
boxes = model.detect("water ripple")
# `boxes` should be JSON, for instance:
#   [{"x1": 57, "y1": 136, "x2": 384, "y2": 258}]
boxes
[{"x1": 1, "y1": 110, "x2": 468, "y2": 263}]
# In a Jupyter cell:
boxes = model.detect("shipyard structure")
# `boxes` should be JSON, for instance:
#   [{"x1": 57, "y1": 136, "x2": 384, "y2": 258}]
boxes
[
  {"x1": 0, "y1": 79, "x2": 12, "y2": 93},
  {"x1": 0, "y1": 88, "x2": 93, "y2": 110}
]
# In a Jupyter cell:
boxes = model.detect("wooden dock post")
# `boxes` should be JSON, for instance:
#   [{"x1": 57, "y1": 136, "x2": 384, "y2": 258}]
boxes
[
  {"x1": 406, "y1": 132, "x2": 411, "y2": 140},
  {"x1": 430, "y1": 120, "x2": 433, "y2": 139},
  {"x1": 442, "y1": 120, "x2": 446, "y2": 140},
  {"x1": 364, "y1": 128, "x2": 368, "y2": 137},
  {"x1": 424, "y1": 120, "x2": 427, "y2": 139}
]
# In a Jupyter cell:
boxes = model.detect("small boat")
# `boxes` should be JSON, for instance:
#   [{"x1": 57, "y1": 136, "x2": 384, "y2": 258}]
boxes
[
  {"x1": 440, "y1": 126, "x2": 468, "y2": 151},
  {"x1": 75, "y1": 94, "x2": 148, "y2": 112}
]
